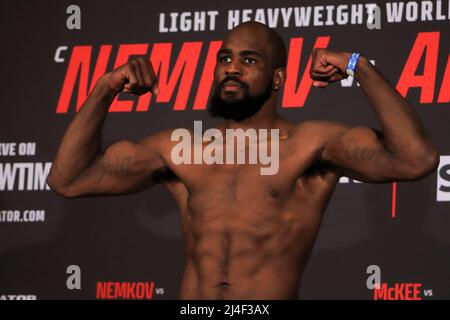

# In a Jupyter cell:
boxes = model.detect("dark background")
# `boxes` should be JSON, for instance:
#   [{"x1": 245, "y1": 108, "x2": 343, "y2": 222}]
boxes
[{"x1": 0, "y1": 0, "x2": 449, "y2": 299}]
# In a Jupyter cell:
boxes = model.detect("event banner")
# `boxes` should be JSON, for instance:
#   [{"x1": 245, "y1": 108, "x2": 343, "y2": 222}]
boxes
[{"x1": 0, "y1": 0, "x2": 449, "y2": 300}]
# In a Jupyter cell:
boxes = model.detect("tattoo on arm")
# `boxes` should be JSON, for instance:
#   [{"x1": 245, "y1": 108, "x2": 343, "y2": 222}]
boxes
[
  {"x1": 87, "y1": 155, "x2": 134, "y2": 182},
  {"x1": 345, "y1": 137, "x2": 380, "y2": 162}
]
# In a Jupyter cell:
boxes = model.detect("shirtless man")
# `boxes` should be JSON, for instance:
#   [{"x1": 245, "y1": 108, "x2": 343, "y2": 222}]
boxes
[{"x1": 47, "y1": 22, "x2": 439, "y2": 299}]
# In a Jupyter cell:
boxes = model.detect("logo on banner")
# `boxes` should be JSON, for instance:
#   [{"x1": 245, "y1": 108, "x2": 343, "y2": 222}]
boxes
[
  {"x1": 366, "y1": 265, "x2": 432, "y2": 300},
  {"x1": 96, "y1": 281, "x2": 164, "y2": 299},
  {"x1": 437, "y1": 155, "x2": 450, "y2": 202}
]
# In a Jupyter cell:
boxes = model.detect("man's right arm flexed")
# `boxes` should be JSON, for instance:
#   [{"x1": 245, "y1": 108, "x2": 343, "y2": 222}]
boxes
[{"x1": 47, "y1": 58, "x2": 166, "y2": 197}]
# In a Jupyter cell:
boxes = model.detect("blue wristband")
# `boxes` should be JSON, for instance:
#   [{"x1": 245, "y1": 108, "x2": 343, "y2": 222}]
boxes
[{"x1": 346, "y1": 52, "x2": 361, "y2": 77}]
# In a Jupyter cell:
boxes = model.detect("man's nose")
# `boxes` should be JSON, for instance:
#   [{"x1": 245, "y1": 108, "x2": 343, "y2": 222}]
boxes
[{"x1": 225, "y1": 60, "x2": 241, "y2": 76}]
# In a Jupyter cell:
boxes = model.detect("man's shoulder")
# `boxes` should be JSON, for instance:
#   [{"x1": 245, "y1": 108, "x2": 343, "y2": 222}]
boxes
[
  {"x1": 295, "y1": 121, "x2": 384, "y2": 143},
  {"x1": 136, "y1": 128, "x2": 183, "y2": 153},
  {"x1": 296, "y1": 119, "x2": 348, "y2": 130},
  {"x1": 290, "y1": 120, "x2": 350, "y2": 141}
]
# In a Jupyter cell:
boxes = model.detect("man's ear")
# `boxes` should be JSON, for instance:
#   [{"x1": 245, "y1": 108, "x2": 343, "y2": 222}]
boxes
[{"x1": 273, "y1": 68, "x2": 286, "y2": 90}]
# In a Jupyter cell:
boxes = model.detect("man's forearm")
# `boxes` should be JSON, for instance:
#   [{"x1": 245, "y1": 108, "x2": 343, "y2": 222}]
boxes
[
  {"x1": 355, "y1": 56, "x2": 437, "y2": 161},
  {"x1": 48, "y1": 78, "x2": 117, "y2": 188}
]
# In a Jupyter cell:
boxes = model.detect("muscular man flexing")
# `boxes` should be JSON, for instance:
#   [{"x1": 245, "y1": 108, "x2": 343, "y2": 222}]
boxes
[{"x1": 47, "y1": 22, "x2": 439, "y2": 299}]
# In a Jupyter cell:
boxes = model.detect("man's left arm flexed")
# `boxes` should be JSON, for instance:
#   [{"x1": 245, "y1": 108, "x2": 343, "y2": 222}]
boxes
[{"x1": 308, "y1": 48, "x2": 439, "y2": 183}]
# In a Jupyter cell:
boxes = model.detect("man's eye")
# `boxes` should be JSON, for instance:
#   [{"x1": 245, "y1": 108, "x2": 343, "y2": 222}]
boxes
[
  {"x1": 244, "y1": 57, "x2": 256, "y2": 64},
  {"x1": 220, "y1": 56, "x2": 231, "y2": 63}
]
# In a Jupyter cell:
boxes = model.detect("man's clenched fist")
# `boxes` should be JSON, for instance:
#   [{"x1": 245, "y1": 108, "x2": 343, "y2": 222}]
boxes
[
  {"x1": 310, "y1": 48, "x2": 354, "y2": 88},
  {"x1": 101, "y1": 57, "x2": 160, "y2": 96}
]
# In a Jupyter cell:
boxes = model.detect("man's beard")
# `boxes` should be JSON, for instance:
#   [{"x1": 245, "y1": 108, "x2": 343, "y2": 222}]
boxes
[{"x1": 208, "y1": 77, "x2": 273, "y2": 122}]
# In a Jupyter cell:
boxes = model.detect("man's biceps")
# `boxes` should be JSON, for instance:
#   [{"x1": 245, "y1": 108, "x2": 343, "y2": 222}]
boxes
[
  {"x1": 323, "y1": 129, "x2": 386, "y2": 166},
  {"x1": 104, "y1": 140, "x2": 138, "y2": 159},
  {"x1": 340, "y1": 127, "x2": 385, "y2": 154}
]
